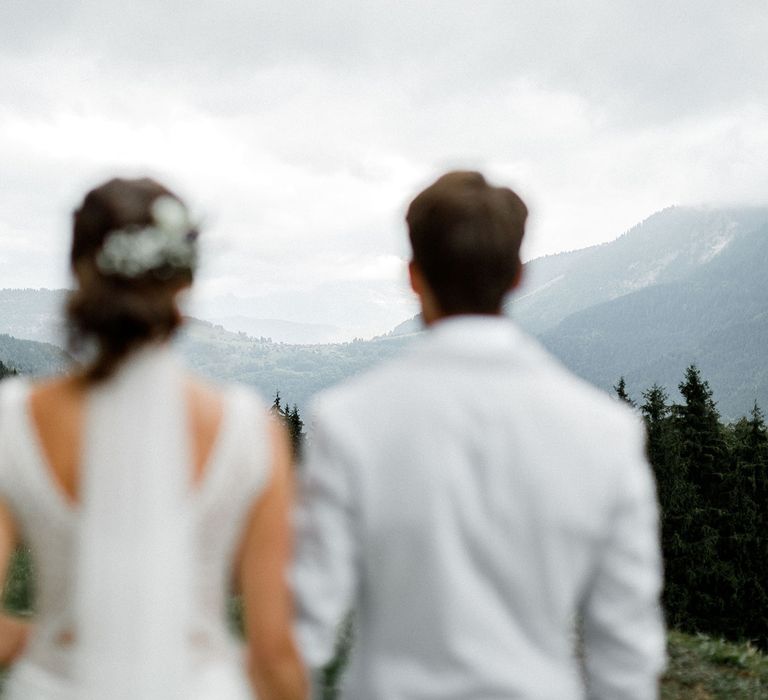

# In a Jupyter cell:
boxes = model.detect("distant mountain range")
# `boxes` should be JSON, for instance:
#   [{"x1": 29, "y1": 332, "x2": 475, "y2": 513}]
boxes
[
  {"x1": 0, "y1": 288, "x2": 68, "y2": 346},
  {"x1": 0, "y1": 333, "x2": 69, "y2": 375},
  {"x1": 1, "y1": 206, "x2": 766, "y2": 419},
  {"x1": 204, "y1": 316, "x2": 347, "y2": 345},
  {"x1": 512, "y1": 206, "x2": 768, "y2": 419},
  {"x1": 0, "y1": 289, "x2": 410, "y2": 409}
]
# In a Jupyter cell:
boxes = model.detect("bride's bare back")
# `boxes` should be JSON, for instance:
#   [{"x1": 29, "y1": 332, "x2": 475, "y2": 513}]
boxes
[{"x1": 27, "y1": 374, "x2": 225, "y2": 504}]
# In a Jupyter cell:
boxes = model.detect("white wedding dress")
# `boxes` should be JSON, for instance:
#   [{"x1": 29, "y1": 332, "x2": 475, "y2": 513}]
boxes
[{"x1": 0, "y1": 347, "x2": 269, "y2": 699}]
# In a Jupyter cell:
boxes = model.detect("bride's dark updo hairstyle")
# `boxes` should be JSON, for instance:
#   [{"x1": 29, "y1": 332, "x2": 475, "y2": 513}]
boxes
[{"x1": 67, "y1": 177, "x2": 197, "y2": 381}]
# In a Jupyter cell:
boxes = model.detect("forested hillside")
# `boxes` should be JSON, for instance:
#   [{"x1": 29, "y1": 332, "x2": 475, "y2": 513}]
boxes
[
  {"x1": 176, "y1": 319, "x2": 410, "y2": 409},
  {"x1": 0, "y1": 334, "x2": 69, "y2": 376}
]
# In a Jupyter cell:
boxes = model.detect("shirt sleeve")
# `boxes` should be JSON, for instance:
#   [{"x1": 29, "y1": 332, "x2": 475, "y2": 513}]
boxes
[
  {"x1": 291, "y1": 403, "x2": 359, "y2": 671},
  {"x1": 581, "y1": 419, "x2": 667, "y2": 700}
]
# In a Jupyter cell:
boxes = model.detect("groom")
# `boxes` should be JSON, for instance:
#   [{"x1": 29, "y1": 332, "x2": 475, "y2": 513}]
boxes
[{"x1": 293, "y1": 171, "x2": 666, "y2": 699}]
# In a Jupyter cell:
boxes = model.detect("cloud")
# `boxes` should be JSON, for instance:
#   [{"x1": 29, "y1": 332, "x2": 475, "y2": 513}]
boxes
[{"x1": 1, "y1": 1, "x2": 767, "y2": 334}]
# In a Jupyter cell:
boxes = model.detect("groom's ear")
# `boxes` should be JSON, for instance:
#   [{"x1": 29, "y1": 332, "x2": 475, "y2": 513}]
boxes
[
  {"x1": 408, "y1": 260, "x2": 424, "y2": 297},
  {"x1": 409, "y1": 260, "x2": 442, "y2": 325}
]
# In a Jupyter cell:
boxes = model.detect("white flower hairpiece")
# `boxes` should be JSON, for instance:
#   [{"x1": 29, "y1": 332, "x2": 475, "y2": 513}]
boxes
[{"x1": 95, "y1": 196, "x2": 198, "y2": 278}]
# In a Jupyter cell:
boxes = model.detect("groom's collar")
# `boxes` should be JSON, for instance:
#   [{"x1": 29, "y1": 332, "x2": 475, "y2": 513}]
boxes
[{"x1": 415, "y1": 314, "x2": 531, "y2": 361}]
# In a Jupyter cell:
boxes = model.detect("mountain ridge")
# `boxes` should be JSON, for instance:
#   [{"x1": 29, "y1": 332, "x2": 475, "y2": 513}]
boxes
[{"x1": 1, "y1": 205, "x2": 766, "y2": 418}]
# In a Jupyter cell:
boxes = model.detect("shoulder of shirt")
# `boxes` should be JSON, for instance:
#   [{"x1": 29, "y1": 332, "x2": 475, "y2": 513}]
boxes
[
  {"x1": 311, "y1": 324, "x2": 644, "y2": 440},
  {"x1": 309, "y1": 350, "x2": 414, "y2": 420},
  {"x1": 510, "y1": 327, "x2": 645, "y2": 430}
]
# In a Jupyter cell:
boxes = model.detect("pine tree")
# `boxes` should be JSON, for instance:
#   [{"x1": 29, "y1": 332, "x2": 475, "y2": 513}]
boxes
[
  {"x1": 674, "y1": 365, "x2": 733, "y2": 633},
  {"x1": 613, "y1": 376, "x2": 635, "y2": 407},
  {"x1": 637, "y1": 368, "x2": 768, "y2": 646},
  {"x1": 269, "y1": 391, "x2": 305, "y2": 460},
  {"x1": 729, "y1": 402, "x2": 768, "y2": 645},
  {"x1": 271, "y1": 390, "x2": 282, "y2": 416},
  {"x1": 287, "y1": 404, "x2": 305, "y2": 459},
  {"x1": 0, "y1": 360, "x2": 17, "y2": 380},
  {"x1": 641, "y1": 383, "x2": 692, "y2": 626}
]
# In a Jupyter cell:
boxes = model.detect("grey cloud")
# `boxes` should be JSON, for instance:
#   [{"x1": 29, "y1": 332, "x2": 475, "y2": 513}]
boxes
[
  {"x1": 2, "y1": 1, "x2": 767, "y2": 329},
  {"x1": 4, "y1": 1, "x2": 766, "y2": 124}
]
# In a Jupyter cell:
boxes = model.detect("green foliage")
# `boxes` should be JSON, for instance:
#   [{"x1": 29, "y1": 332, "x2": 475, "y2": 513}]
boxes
[
  {"x1": 662, "y1": 630, "x2": 768, "y2": 699},
  {"x1": 0, "y1": 359, "x2": 17, "y2": 380},
  {"x1": 320, "y1": 614, "x2": 354, "y2": 700},
  {"x1": 613, "y1": 376, "x2": 635, "y2": 406},
  {"x1": 2, "y1": 547, "x2": 34, "y2": 614},
  {"x1": 270, "y1": 391, "x2": 306, "y2": 459},
  {"x1": 640, "y1": 365, "x2": 768, "y2": 649},
  {"x1": 227, "y1": 594, "x2": 244, "y2": 637}
]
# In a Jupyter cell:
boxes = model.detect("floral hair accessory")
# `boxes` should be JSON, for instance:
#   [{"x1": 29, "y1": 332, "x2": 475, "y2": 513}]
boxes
[{"x1": 95, "y1": 196, "x2": 198, "y2": 278}]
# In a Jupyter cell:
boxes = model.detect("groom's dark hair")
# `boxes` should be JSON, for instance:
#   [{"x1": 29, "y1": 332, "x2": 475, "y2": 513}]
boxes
[{"x1": 406, "y1": 171, "x2": 528, "y2": 315}]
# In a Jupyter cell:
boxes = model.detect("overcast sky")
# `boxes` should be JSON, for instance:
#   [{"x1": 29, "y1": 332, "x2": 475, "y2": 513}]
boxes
[{"x1": 2, "y1": 1, "x2": 767, "y2": 336}]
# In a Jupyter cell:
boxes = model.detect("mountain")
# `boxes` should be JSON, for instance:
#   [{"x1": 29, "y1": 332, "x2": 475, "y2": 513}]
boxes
[
  {"x1": 385, "y1": 315, "x2": 423, "y2": 337},
  {"x1": 203, "y1": 316, "x2": 346, "y2": 345},
  {"x1": 373, "y1": 207, "x2": 768, "y2": 419},
  {"x1": 0, "y1": 288, "x2": 68, "y2": 346},
  {"x1": 1, "y1": 205, "x2": 766, "y2": 418},
  {"x1": 176, "y1": 319, "x2": 410, "y2": 409},
  {"x1": 510, "y1": 206, "x2": 768, "y2": 335},
  {"x1": 533, "y1": 214, "x2": 768, "y2": 419},
  {"x1": 0, "y1": 334, "x2": 69, "y2": 375},
  {"x1": 188, "y1": 280, "x2": 417, "y2": 342},
  {"x1": 0, "y1": 288, "x2": 411, "y2": 406}
]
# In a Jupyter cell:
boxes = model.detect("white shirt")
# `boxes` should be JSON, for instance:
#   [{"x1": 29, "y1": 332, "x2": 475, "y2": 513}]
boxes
[{"x1": 293, "y1": 316, "x2": 665, "y2": 700}]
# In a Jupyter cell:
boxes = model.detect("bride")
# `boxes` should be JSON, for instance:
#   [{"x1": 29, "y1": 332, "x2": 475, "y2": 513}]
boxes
[{"x1": 0, "y1": 178, "x2": 307, "y2": 699}]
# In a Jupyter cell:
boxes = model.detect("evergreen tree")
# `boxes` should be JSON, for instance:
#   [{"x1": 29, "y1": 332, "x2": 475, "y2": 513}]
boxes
[
  {"x1": 641, "y1": 383, "x2": 692, "y2": 626},
  {"x1": 271, "y1": 390, "x2": 283, "y2": 415},
  {"x1": 729, "y1": 403, "x2": 768, "y2": 645},
  {"x1": 636, "y1": 367, "x2": 768, "y2": 647},
  {"x1": 673, "y1": 365, "x2": 735, "y2": 634},
  {"x1": 269, "y1": 390, "x2": 305, "y2": 459},
  {"x1": 287, "y1": 404, "x2": 305, "y2": 459},
  {"x1": 613, "y1": 376, "x2": 635, "y2": 406},
  {"x1": 0, "y1": 359, "x2": 17, "y2": 380}
]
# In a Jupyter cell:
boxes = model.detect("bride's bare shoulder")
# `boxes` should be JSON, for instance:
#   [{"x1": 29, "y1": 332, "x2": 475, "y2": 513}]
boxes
[
  {"x1": 28, "y1": 375, "x2": 85, "y2": 412},
  {"x1": 184, "y1": 375, "x2": 225, "y2": 417}
]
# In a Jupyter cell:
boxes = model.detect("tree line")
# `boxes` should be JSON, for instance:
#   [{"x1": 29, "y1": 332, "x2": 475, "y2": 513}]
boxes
[
  {"x1": 616, "y1": 366, "x2": 768, "y2": 649},
  {"x1": 271, "y1": 391, "x2": 306, "y2": 459}
]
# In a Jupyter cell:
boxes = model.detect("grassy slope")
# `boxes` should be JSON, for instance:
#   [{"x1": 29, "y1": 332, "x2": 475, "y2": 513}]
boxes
[
  {"x1": 662, "y1": 630, "x2": 768, "y2": 699},
  {"x1": 1, "y1": 629, "x2": 766, "y2": 697}
]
